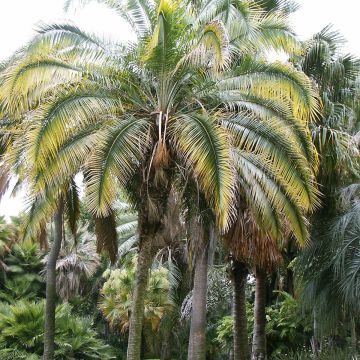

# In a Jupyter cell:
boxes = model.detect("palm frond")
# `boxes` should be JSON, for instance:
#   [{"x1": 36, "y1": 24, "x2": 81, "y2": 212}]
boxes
[
  {"x1": 170, "y1": 113, "x2": 234, "y2": 230},
  {"x1": 94, "y1": 212, "x2": 118, "y2": 263},
  {"x1": 86, "y1": 117, "x2": 151, "y2": 216}
]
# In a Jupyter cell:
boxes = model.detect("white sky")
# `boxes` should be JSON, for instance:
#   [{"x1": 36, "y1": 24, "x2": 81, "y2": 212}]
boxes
[{"x1": 0, "y1": 0, "x2": 360, "y2": 218}]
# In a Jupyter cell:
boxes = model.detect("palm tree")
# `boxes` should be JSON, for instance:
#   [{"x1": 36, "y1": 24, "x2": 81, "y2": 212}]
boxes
[
  {"x1": 44, "y1": 226, "x2": 101, "y2": 302},
  {"x1": 293, "y1": 25, "x2": 360, "y2": 350},
  {"x1": 99, "y1": 254, "x2": 170, "y2": 355},
  {"x1": 186, "y1": 212, "x2": 214, "y2": 360},
  {"x1": 225, "y1": 211, "x2": 285, "y2": 360},
  {"x1": 43, "y1": 202, "x2": 63, "y2": 360},
  {"x1": 1, "y1": 1, "x2": 318, "y2": 358}
]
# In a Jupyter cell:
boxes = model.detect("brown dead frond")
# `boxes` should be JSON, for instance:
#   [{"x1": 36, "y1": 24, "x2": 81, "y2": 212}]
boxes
[
  {"x1": 95, "y1": 213, "x2": 118, "y2": 264},
  {"x1": 223, "y1": 209, "x2": 283, "y2": 273}
]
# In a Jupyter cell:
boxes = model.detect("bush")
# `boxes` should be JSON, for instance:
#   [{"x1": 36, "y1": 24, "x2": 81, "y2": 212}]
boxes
[
  {"x1": 0, "y1": 242, "x2": 44, "y2": 302},
  {"x1": 266, "y1": 292, "x2": 312, "y2": 356},
  {"x1": 271, "y1": 348, "x2": 358, "y2": 360},
  {"x1": 215, "y1": 292, "x2": 313, "y2": 357},
  {"x1": 0, "y1": 300, "x2": 115, "y2": 359}
]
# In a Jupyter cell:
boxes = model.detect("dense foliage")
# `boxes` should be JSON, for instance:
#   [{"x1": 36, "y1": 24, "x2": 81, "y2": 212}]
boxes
[{"x1": 0, "y1": 300, "x2": 114, "y2": 359}]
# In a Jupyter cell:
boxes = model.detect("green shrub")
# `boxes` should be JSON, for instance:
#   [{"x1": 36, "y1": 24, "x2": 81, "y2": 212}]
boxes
[
  {"x1": 0, "y1": 242, "x2": 44, "y2": 302},
  {"x1": 215, "y1": 292, "x2": 313, "y2": 357},
  {"x1": 271, "y1": 348, "x2": 358, "y2": 360},
  {"x1": 0, "y1": 300, "x2": 115, "y2": 359},
  {"x1": 266, "y1": 292, "x2": 312, "y2": 356}
]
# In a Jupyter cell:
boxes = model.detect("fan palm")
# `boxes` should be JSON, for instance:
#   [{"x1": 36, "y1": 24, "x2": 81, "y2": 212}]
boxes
[
  {"x1": 0, "y1": 241, "x2": 44, "y2": 303},
  {"x1": 0, "y1": 300, "x2": 115, "y2": 359},
  {"x1": 1, "y1": 0, "x2": 318, "y2": 358},
  {"x1": 99, "y1": 254, "x2": 170, "y2": 354},
  {"x1": 43, "y1": 227, "x2": 101, "y2": 302}
]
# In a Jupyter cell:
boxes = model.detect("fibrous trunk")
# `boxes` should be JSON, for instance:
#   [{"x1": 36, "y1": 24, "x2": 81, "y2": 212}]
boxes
[
  {"x1": 233, "y1": 260, "x2": 250, "y2": 360},
  {"x1": 251, "y1": 268, "x2": 267, "y2": 360},
  {"x1": 187, "y1": 231, "x2": 209, "y2": 360},
  {"x1": 43, "y1": 203, "x2": 63, "y2": 360}
]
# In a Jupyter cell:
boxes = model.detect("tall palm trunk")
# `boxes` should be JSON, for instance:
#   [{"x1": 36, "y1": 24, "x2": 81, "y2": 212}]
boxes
[
  {"x1": 43, "y1": 203, "x2": 63, "y2": 360},
  {"x1": 126, "y1": 168, "x2": 171, "y2": 360},
  {"x1": 188, "y1": 231, "x2": 209, "y2": 360},
  {"x1": 251, "y1": 268, "x2": 267, "y2": 360},
  {"x1": 232, "y1": 260, "x2": 250, "y2": 360},
  {"x1": 127, "y1": 225, "x2": 156, "y2": 360}
]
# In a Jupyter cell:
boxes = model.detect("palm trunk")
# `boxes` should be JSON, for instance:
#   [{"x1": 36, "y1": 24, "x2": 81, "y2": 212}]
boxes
[
  {"x1": 311, "y1": 308, "x2": 319, "y2": 357},
  {"x1": 43, "y1": 203, "x2": 63, "y2": 360},
  {"x1": 160, "y1": 322, "x2": 172, "y2": 360},
  {"x1": 187, "y1": 232, "x2": 209, "y2": 360},
  {"x1": 233, "y1": 260, "x2": 249, "y2": 360},
  {"x1": 251, "y1": 268, "x2": 267, "y2": 360},
  {"x1": 126, "y1": 168, "x2": 172, "y2": 359},
  {"x1": 351, "y1": 317, "x2": 357, "y2": 353},
  {"x1": 126, "y1": 230, "x2": 155, "y2": 360}
]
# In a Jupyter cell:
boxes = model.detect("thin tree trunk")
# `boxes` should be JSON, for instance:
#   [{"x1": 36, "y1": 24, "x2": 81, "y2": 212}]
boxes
[
  {"x1": 351, "y1": 317, "x2": 357, "y2": 353},
  {"x1": 251, "y1": 268, "x2": 267, "y2": 360},
  {"x1": 233, "y1": 260, "x2": 250, "y2": 360},
  {"x1": 43, "y1": 203, "x2": 63, "y2": 360},
  {"x1": 188, "y1": 233, "x2": 209, "y2": 360},
  {"x1": 311, "y1": 308, "x2": 319, "y2": 357},
  {"x1": 160, "y1": 322, "x2": 172, "y2": 360},
  {"x1": 127, "y1": 231, "x2": 155, "y2": 360}
]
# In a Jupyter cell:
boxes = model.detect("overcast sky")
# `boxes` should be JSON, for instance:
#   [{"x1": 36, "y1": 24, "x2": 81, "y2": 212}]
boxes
[{"x1": 1, "y1": 0, "x2": 360, "y2": 218}]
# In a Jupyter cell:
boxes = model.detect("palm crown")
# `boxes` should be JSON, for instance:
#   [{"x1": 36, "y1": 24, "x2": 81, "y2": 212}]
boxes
[{"x1": 2, "y1": 0, "x2": 318, "y2": 243}]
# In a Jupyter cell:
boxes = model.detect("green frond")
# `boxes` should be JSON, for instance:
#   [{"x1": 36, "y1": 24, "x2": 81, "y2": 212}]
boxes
[
  {"x1": 22, "y1": 186, "x2": 62, "y2": 242},
  {"x1": 196, "y1": 21, "x2": 231, "y2": 70},
  {"x1": 217, "y1": 59, "x2": 320, "y2": 121},
  {"x1": 170, "y1": 113, "x2": 234, "y2": 229},
  {"x1": 256, "y1": 0, "x2": 299, "y2": 14},
  {"x1": 64, "y1": 178, "x2": 81, "y2": 243},
  {"x1": 33, "y1": 22, "x2": 107, "y2": 51},
  {"x1": 223, "y1": 115, "x2": 319, "y2": 211},
  {"x1": 86, "y1": 117, "x2": 152, "y2": 216},
  {"x1": 27, "y1": 90, "x2": 121, "y2": 172},
  {"x1": 65, "y1": 0, "x2": 154, "y2": 37},
  {"x1": 234, "y1": 150, "x2": 309, "y2": 243},
  {"x1": 34, "y1": 125, "x2": 99, "y2": 192},
  {"x1": 1, "y1": 58, "x2": 84, "y2": 114},
  {"x1": 247, "y1": 12, "x2": 300, "y2": 54}
]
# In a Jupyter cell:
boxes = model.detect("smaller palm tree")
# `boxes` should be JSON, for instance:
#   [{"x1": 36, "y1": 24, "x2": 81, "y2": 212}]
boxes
[
  {"x1": 99, "y1": 254, "x2": 170, "y2": 355},
  {"x1": 0, "y1": 241, "x2": 44, "y2": 303},
  {"x1": 42, "y1": 226, "x2": 101, "y2": 302}
]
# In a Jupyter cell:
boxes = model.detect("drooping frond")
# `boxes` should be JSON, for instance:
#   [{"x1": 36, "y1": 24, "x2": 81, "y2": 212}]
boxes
[
  {"x1": 217, "y1": 59, "x2": 320, "y2": 121},
  {"x1": 65, "y1": 0, "x2": 154, "y2": 37},
  {"x1": 86, "y1": 117, "x2": 152, "y2": 216},
  {"x1": 223, "y1": 115, "x2": 319, "y2": 211},
  {"x1": 64, "y1": 178, "x2": 81, "y2": 243},
  {"x1": 27, "y1": 89, "x2": 121, "y2": 173},
  {"x1": 94, "y1": 212, "x2": 118, "y2": 264},
  {"x1": 255, "y1": 0, "x2": 299, "y2": 14},
  {"x1": 170, "y1": 113, "x2": 234, "y2": 229},
  {"x1": 233, "y1": 149, "x2": 309, "y2": 243}
]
